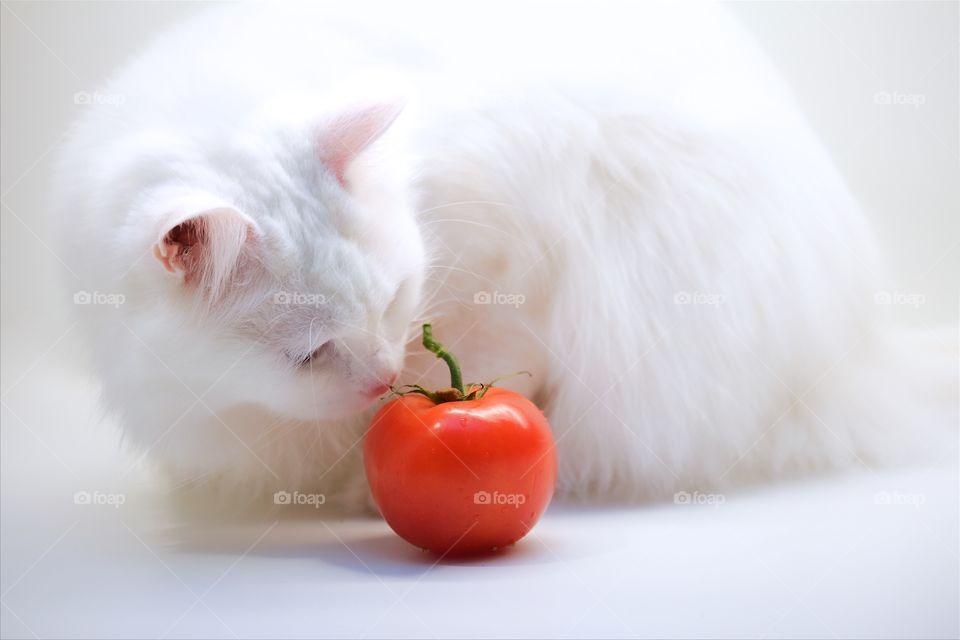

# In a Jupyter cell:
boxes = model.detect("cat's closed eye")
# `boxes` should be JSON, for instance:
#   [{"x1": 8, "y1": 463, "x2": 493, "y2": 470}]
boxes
[{"x1": 291, "y1": 340, "x2": 334, "y2": 368}]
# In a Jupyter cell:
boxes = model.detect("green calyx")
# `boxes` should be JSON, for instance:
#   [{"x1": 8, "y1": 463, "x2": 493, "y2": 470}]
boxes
[{"x1": 389, "y1": 323, "x2": 531, "y2": 404}]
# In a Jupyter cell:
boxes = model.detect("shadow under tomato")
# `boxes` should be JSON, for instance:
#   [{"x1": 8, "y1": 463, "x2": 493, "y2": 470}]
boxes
[
  {"x1": 165, "y1": 513, "x2": 571, "y2": 578},
  {"x1": 157, "y1": 497, "x2": 658, "y2": 579},
  {"x1": 313, "y1": 530, "x2": 555, "y2": 575}
]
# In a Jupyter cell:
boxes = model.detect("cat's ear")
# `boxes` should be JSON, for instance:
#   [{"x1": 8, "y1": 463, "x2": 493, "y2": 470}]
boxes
[
  {"x1": 153, "y1": 197, "x2": 259, "y2": 300},
  {"x1": 315, "y1": 100, "x2": 405, "y2": 188}
]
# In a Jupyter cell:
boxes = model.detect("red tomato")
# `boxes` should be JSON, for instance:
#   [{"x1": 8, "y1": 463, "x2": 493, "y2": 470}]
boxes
[{"x1": 364, "y1": 325, "x2": 557, "y2": 556}]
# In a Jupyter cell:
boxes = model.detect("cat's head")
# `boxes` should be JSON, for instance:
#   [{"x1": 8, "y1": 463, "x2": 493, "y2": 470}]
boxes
[{"x1": 143, "y1": 98, "x2": 426, "y2": 421}]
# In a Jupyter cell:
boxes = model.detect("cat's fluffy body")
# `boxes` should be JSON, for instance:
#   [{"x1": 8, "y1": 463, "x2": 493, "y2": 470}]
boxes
[{"x1": 54, "y1": 2, "x2": 956, "y2": 508}]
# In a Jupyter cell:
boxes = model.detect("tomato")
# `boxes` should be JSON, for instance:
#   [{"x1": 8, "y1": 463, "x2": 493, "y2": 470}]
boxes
[{"x1": 364, "y1": 325, "x2": 557, "y2": 556}]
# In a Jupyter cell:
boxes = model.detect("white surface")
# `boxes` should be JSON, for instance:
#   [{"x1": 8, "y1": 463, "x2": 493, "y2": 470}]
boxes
[
  {"x1": 1, "y1": 354, "x2": 958, "y2": 639},
  {"x1": 1, "y1": 3, "x2": 958, "y2": 638},
  {"x1": 5, "y1": 479, "x2": 960, "y2": 639}
]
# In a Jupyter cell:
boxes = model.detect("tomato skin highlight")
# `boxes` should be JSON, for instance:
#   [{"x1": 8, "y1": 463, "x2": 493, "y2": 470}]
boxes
[{"x1": 364, "y1": 387, "x2": 557, "y2": 556}]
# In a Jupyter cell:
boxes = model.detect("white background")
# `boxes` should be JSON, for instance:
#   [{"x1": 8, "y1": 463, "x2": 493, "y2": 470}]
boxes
[{"x1": 1, "y1": 2, "x2": 957, "y2": 638}]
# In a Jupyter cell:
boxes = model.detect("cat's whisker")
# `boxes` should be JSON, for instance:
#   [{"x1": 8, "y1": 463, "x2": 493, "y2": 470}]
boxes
[
  {"x1": 166, "y1": 468, "x2": 218, "y2": 492},
  {"x1": 419, "y1": 217, "x2": 543, "y2": 254},
  {"x1": 415, "y1": 200, "x2": 518, "y2": 216},
  {"x1": 414, "y1": 297, "x2": 468, "y2": 319},
  {"x1": 423, "y1": 263, "x2": 499, "y2": 282},
  {"x1": 412, "y1": 286, "x2": 454, "y2": 314},
  {"x1": 251, "y1": 415, "x2": 297, "y2": 445},
  {"x1": 419, "y1": 217, "x2": 521, "y2": 238},
  {"x1": 327, "y1": 318, "x2": 386, "y2": 345},
  {"x1": 408, "y1": 300, "x2": 451, "y2": 325}
]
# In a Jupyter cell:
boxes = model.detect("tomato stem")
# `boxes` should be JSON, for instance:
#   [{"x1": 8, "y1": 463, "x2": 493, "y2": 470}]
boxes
[{"x1": 421, "y1": 323, "x2": 464, "y2": 394}]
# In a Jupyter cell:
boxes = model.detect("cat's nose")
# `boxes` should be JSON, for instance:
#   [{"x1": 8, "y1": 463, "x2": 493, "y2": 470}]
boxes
[
  {"x1": 364, "y1": 371, "x2": 398, "y2": 398},
  {"x1": 365, "y1": 382, "x2": 391, "y2": 397}
]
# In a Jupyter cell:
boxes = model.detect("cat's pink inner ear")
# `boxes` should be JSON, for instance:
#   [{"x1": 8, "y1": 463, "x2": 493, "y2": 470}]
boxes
[
  {"x1": 154, "y1": 207, "x2": 255, "y2": 299},
  {"x1": 154, "y1": 219, "x2": 195, "y2": 274},
  {"x1": 316, "y1": 101, "x2": 404, "y2": 187}
]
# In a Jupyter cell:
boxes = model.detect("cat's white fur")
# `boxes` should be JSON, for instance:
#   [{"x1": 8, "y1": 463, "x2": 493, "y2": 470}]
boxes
[{"x1": 54, "y1": 1, "x2": 957, "y2": 509}]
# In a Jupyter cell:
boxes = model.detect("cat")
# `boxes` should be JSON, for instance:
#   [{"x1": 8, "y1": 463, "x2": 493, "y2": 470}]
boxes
[{"x1": 53, "y1": 1, "x2": 957, "y2": 511}]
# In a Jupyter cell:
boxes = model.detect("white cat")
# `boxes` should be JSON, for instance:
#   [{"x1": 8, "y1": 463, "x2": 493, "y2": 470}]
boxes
[{"x1": 53, "y1": 1, "x2": 956, "y2": 510}]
